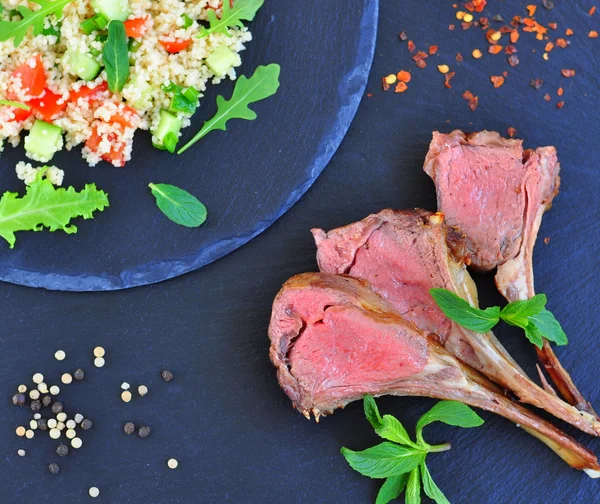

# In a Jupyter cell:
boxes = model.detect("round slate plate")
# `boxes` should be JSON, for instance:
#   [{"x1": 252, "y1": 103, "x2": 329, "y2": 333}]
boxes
[{"x1": 0, "y1": 0, "x2": 378, "y2": 291}]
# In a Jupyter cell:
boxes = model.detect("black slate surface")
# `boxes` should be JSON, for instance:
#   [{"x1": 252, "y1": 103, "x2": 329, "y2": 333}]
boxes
[{"x1": 2, "y1": 1, "x2": 600, "y2": 503}]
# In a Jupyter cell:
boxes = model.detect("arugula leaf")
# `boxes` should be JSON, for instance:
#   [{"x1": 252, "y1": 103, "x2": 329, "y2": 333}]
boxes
[
  {"x1": 376, "y1": 474, "x2": 409, "y2": 504},
  {"x1": 529, "y1": 308, "x2": 568, "y2": 346},
  {"x1": 102, "y1": 20, "x2": 129, "y2": 92},
  {"x1": 198, "y1": 0, "x2": 264, "y2": 38},
  {"x1": 177, "y1": 63, "x2": 280, "y2": 154},
  {"x1": 0, "y1": 0, "x2": 71, "y2": 46},
  {"x1": 429, "y1": 288, "x2": 500, "y2": 332},
  {"x1": 405, "y1": 467, "x2": 421, "y2": 504},
  {"x1": 0, "y1": 169, "x2": 108, "y2": 248},
  {"x1": 421, "y1": 462, "x2": 450, "y2": 504},
  {"x1": 416, "y1": 401, "x2": 484, "y2": 442},
  {"x1": 340, "y1": 443, "x2": 424, "y2": 479},
  {"x1": 500, "y1": 294, "x2": 546, "y2": 328},
  {"x1": 0, "y1": 99, "x2": 30, "y2": 110},
  {"x1": 149, "y1": 183, "x2": 207, "y2": 228}
]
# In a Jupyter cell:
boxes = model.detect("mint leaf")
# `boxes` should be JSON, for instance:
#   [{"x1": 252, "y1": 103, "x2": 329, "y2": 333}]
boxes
[
  {"x1": 523, "y1": 323, "x2": 544, "y2": 348},
  {"x1": 0, "y1": 169, "x2": 108, "y2": 248},
  {"x1": 364, "y1": 394, "x2": 383, "y2": 430},
  {"x1": 103, "y1": 20, "x2": 129, "y2": 92},
  {"x1": 340, "y1": 443, "x2": 424, "y2": 479},
  {"x1": 178, "y1": 64, "x2": 280, "y2": 154},
  {"x1": 500, "y1": 294, "x2": 547, "y2": 328},
  {"x1": 405, "y1": 466, "x2": 421, "y2": 504},
  {"x1": 416, "y1": 401, "x2": 484, "y2": 441},
  {"x1": 376, "y1": 474, "x2": 409, "y2": 504},
  {"x1": 149, "y1": 183, "x2": 207, "y2": 228},
  {"x1": 0, "y1": 0, "x2": 71, "y2": 46},
  {"x1": 429, "y1": 288, "x2": 499, "y2": 333},
  {"x1": 198, "y1": 0, "x2": 264, "y2": 38},
  {"x1": 421, "y1": 462, "x2": 450, "y2": 504},
  {"x1": 377, "y1": 415, "x2": 414, "y2": 447},
  {"x1": 529, "y1": 308, "x2": 568, "y2": 346}
]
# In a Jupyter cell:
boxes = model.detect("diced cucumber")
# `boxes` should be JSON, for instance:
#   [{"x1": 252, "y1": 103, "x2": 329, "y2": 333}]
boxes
[
  {"x1": 91, "y1": 0, "x2": 129, "y2": 21},
  {"x1": 205, "y1": 46, "x2": 238, "y2": 77},
  {"x1": 67, "y1": 49, "x2": 101, "y2": 81},
  {"x1": 122, "y1": 73, "x2": 152, "y2": 110},
  {"x1": 24, "y1": 120, "x2": 63, "y2": 163},
  {"x1": 152, "y1": 110, "x2": 182, "y2": 151}
]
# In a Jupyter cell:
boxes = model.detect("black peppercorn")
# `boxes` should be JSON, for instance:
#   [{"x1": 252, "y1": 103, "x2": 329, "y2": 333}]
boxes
[
  {"x1": 73, "y1": 368, "x2": 85, "y2": 381},
  {"x1": 30, "y1": 400, "x2": 41, "y2": 412},
  {"x1": 138, "y1": 425, "x2": 151, "y2": 438},
  {"x1": 48, "y1": 463, "x2": 60, "y2": 475},
  {"x1": 81, "y1": 419, "x2": 93, "y2": 430},
  {"x1": 37, "y1": 418, "x2": 48, "y2": 430},
  {"x1": 160, "y1": 370, "x2": 173, "y2": 382},
  {"x1": 56, "y1": 444, "x2": 69, "y2": 457},
  {"x1": 51, "y1": 402, "x2": 63, "y2": 414},
  {"x1": 42, "y1": 395, "x2": 52, "y2": 407},
  {"x1": 12, "y1": 393, "x2": 26, "y2": 406},
  {"x1": 124, "y1": 422, "x2": 135, "y2": 435}
]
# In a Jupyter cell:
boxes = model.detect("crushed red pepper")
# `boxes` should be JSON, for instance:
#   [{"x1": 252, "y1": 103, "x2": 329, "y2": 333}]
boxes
[
  {"x1": 530, "y1": 79, "x2": 544, "y2": 90},
  {"x1": 526, "y1": 5, "x2": 536, "y2": 17},
  {"x1": 590, "y1": 31, "x2": 599, "y2": 39},
  {"x1": 489, "y1": 45, "x2": 503, "y2": 54},
  {"x1": 429, "y1": 45, "x2": 439, "y2": 55},
  {"x1": 395, "y1": 81, "x2": 408, "y2": 93},
  {"x1": 444, "y1": 71, "x2": 456, "y2": 88},
  {"x1": 561, "y1": 69, "x2": 576, "y2": 77},
  {"x1": 472, "y1": 0, "x2": 486, "y2": 12},
  {"x1": 556, "y1": 100, "x2": 564, "y2": 109},
  {"x1": 505, "y1": 45, "x2": 517, "y2": 54},
  {"x1": 557, "y1": 87, "x2": 563, "y2": 96},
  {"x1": 449, "y1": 24, "x2": 455, "y2": 30},
  {"x1": 544, "y1": 237, "x2": 551, "y2": 245},
  {"x1": 507, "y1": 127, "x2": 517, "y2": 138},
  {"x1": 490, "y1": 75, "x2": 504, "y2": 88},
  {"x1": 543, "y1": 93, "x2": 551, "y2": 101},
  {"x1": 407, "y1": 40, "x2": 416, "y2": 52},
  {"x1": 456, "y1": 52, "x2": 463, "y2": 61},
  {"x1": 397, "y1": 70, "x2": 411, "y2": 83},
  {"x1": 590, "y1": 6, "x2": 597, "y2": 16},
  {"x1": 381, "y1": 77, "x2": 390, "y2": 91},
  {"x1": 548, "y1": 22, "x2": 558, "y2": 30},
  {"x1": 565, "y1": 28, "x2": 574, "y2": 36},
  {"x1": 462, "y1": 90, "x2": 479, "y2": 111}
]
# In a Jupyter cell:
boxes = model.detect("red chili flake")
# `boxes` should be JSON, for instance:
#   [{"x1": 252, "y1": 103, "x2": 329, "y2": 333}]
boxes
[
  {"x1": 366, "y1": 93, "x2": 373, "y2": 98},
  {"x1": 397, "y1": 70, "x2": 411, "y2": 83},
  {"x1": 590, "y1": 6, "x2": 597, "y2": 16},
  {"x1": 511, "y1": 15, "x2": 522, "y2": 27},
  {"x1": 472, "y1": 0, "x2": 486, "y2": 12},
  {"x1": 529, "y1": 79, "x2": 544, "y2": 90},
  {"x1": 468, "y1": 96, "x2": 479, "y2": 111},
  {"x1": 480, "y1": 17, "x2": 490, "y2": 28},
  {"x1": 449, "y1": 24, "x2": 456, "y2": 30},
  {"x1": 395, "y1": 81, "x2": 408, "y2": 93},
  {"x1": 523, "y1": 18, "x2": 535, "y2": 27},
  {"x1": 510, "y1": 29, "x2": 520, "y2": 43},
  {"x1": 505, "y1": 45, "x2": 517, "y2": 54},
  {"x1": 499, "y1": 26, "x2": 512, "y2": 34},
  {"x1": 452, "y1": 3, "x2": 458, "y2": 7},
  {"x1": 502, "y1": 70, "x2": 509, "y2": 77},
  {"x1": 416, "y1": 60, "x2": 427, "y2": 69},
  {"x1": 462, "y1": 21, "x2": 472, "y2": 30},
  {"x1": 444, "y1": 71, "x2": 456, "y2": 88},
  {"x1": 429, "y1": 45, "x2": 439, "y2": 55},
  {"x1": 464, "y1": 1, "x2": 475, "y2": 12},
  {"x1": 548, "y1": 22, "x2": 558, "y2": 29},
  {"x1": 398, "y1": 31, "x2": 408, "y2": 41},
  {"x1": 556, "y1": 38, "x2": 568, "y2": 48},
  {"x1": 544, "y1": 237, "x2": 551, "y2": 244},
  {"x1": 557, "y1": 87, "x2": 563, "y2": 96},
  {"x1": 381, "y1": 77, "x2": 390, "y2": 91},
  {"x1": 565, "y1": 28, "x2": 574, "y2": 36},
  {"x1": 490, "y1": 75, "x2": 505, "y2": 88},
  {"x1": 456, "y1": 52, "x2": 463, "y2": 61},
  {"x1": 543, "y1": 93, "x2": 551, "y2": 101},
  {"x1": 507, "y1": 127, "x2": 517, "y2": 138},
  {"x1": 462, "y1": 90, "x2": 474, "y2": 100},
  {"x1": 561, "y1": 69, "x2": 575, "y2": 77},
  {"x1": 556, "y1": 100, "x2": 564, "y2": 109},
  {"x1": 590, "y1": 30, "x2": 599, "y2": 38},
  {"x1": 527, "y1": 5, "x2": 537, "y2": 16},
  {"x1": 407, "y1": 40, "x2": 416, "y2": 52},
  {"x1": 412, "y1": 51, "x2": 428, "y2": 62},
  {"x1": 488, "y1": 45, "x2": 503, "y2": 54},
  {"x1": 485, "y1": 29, "x2": 498, "y2": 43},
  {"x1": 508, "y1": 54, "x2": 520, "y2": 66},
  {"x1": 545, "y1": 41, "x2": 554, "y2": 52}
]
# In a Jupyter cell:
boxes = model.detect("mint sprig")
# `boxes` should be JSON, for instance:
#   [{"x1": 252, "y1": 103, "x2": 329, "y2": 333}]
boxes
[
  {"x1": 342, "y1": 396, "x2": 484, "y2": 504},
  {"x1": 430, "y1": 288, "x2": 567, "y2": 348}
]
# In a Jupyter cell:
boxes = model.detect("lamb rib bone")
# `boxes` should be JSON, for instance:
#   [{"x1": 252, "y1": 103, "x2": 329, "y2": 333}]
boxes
[
  {"x1": 423, "y1": 130, "x2": 595, "y2": 416},
  {"x1": 268, "y1": 272, "x2": 600, "y2": 477},
  {"x1": 312, "y1": 209, "x2": 600, "y2": 436}
]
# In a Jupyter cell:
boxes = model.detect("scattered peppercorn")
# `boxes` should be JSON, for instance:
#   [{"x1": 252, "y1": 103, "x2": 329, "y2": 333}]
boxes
[
  {"x1": 37, "y1": 419, "x2": 48, "y2": 431},
  {"x1": 71, "y1": 437, "x2": 83, "y2": 449},
  {"x1": 74, "y1": 368, "x2": 85, "y2": 381},
  {"x1": 493, "y1": 14, "x2": 504, "y2": 22},
  {"x1": 30, "y1": 400, "x2": 41, "y2": 412},
  {"x1": 56, "y1": 444, "x2": 69, "y2": 457},
  {"x1": 94, "y1": 357, "x2": 105, "y2": 368},
  {"x1": 54, "y1": 350, "x2": 66, "y2": 361},
  {"x1": 42, "y1": 395, "x2": 52, "y2": 407},
  {"x1": 89, "y1": 487, "x2": 100, "y2": 498},
  {"x1": 167, "y1": 458, "x2": 179, "y2": 469},
  {"x1": 529, "y1": 79, "x2": 544, "y2": 90},
  {"x1": 138, "y1": 426, "x2": 151, "y2": 438},
  {"x1": 121, "y1": 391, "x2": 132, "y2": 403},
  {"x1": 161, "y1": 370, "x2": 174, "y2": 382},
  {"x1": 138, "y1": 385, "x2": 149, "y2": 397},
  {"x1": 16, "y1": 426, "x2": 26, "y2": 437},
  {"x1": 542, "y1": 0, "x2": 554, "y2": 9},
  {"x1": 12, "y1": 393, "x2": 26, "y2": 406},
  {"x1": 124, "y1": 422, "x2": 136, "y2": 435},
  {"x1": 508, "y1": 54, "x2": 519, "y2": 66},
  {"x1": 81, "y1": 419, "x2": 93, "y2": 431},
  {"x1": 17, "y1": 449, "x2": 26, "y2": 457},
  {"x1": 48, "y1": 463, "x2": 60, "y2": 475},
  {"x1": 32, "y1": 373, "x2": 44, "y2": 384},
  {"x1": 52, "y1": 402, "x2": 63, "y2": 414},
  {"x1": 17, "y1": 384, "x2": 27, "y2": 393},
  {"x1": 61, "y1": 373, "x2": 73, "y2": 385}
]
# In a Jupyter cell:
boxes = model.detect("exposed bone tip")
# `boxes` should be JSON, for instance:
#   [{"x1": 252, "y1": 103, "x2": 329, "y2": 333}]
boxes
[
  {"x1": 583, "y1": 468, "x2": 600, "y2": 479},
  {"x1": 302, "y1": 410, "x2": 311, "y2": 420},
  {"x1": 429, "y1": 212, "x2": 445, "y2": 225}
]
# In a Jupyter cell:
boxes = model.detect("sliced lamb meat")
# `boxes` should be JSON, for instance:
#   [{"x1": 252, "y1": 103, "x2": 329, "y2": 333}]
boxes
[
  {"x1": 312, "y1": 209, "x2": 600, "y2": 436},
  {"x1": 268, "y1": 272, "x2": 600, "y2": 476},
  {"x1": 423, "y1": 130, "x2": 594, "y2": 416}
]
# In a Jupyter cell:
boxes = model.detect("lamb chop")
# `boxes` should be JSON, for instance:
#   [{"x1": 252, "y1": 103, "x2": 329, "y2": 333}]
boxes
[
  {"x1": 311, "y1": 209, "x2": 600, "y2": 436},
  {"x1": 423, "y1": 130, "x2": 594, "y2": 415},
  {"x1": 268, "y1": 272, "x2": 600, "y2": 476}
]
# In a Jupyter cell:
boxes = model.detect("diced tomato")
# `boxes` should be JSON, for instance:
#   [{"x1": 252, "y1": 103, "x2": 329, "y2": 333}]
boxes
[
  {"x1": 8, "y1": 55, "x2": 46, "y2": 99},
  {"x1": 6, "y1": 106, "x2": 33, "y2": 122},
  {"x1": 28, "y1": 88, "x2": 68, "y2": 121},
  {"x1": 124, "y1": 17, "x2": 148, "y2": 38},
  {"x1": 69, "y1": 81, "x2": 109, "y2": 103},
  {"x1": 108, "y1": 105, "x2": 138, "y2": 128},
  {"x1": 86, "y1": 124, "x2": 127, "y2": 167},
  {"x1": 159, "y1": 38, "x2": 192, "y2": 53}
]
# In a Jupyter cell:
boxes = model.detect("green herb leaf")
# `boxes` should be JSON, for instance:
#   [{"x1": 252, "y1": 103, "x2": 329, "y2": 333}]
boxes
[
  {"x1": 0, "y1": 0, "x2": 71, "y2": 46},
  {"x1": 0, "y1": 99, "x2": 30, "y2": 110},
  {"x1": 376, "y1": 474, "x2": 409, "y2": 504},
  {"x1": 377, "y1": 415, "x2": 414, "y2": 447},
  {"x1": 102, "y1": 20, "x2": 129, "y2": 92},
  {"x1": 420, "y1": 462, "x2": 450, "y2": 504},
  {"x1": 429, "y1": 288, "x2": 500, "y2": 333},
  {"x1": 364, "y1": 395, "x2": 383, "y2": 430},
  {"x1": 500, "y1": 294, "x2": 547, "y2": 328},
  {"x1": 416, "y1": 401, "x2": 484, "y2": 441},
  {"x1": 198, "y1": 0, "x2": 264, "y2": 38},
  {"x1": 405, "y1": 466, "x2": 421, "y2": 504},
  {"x1": 0, "y1": 169, "x2": 108, "y2": 248},
  {"x1": 181, "y1": 13, "x2": 193, "y2": 28},
  {"x1": 148, "y1": 183, "x2": 207, "y2": 228},
  {"x1": 340, "y1": 443, "x2": 424, "y2": 479},
  {"x1": 178, "y1": 63, "x2": 280, "y2": 154},
  {"x1": 529, "y1": 308, "x2": 568, "y2": 346},
  {"x1": 523, "y1": 324, "x2": 544, "y2": 348},
  {"x1": 162, "y1": 132, "x2": 178, "y2": 154}
]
